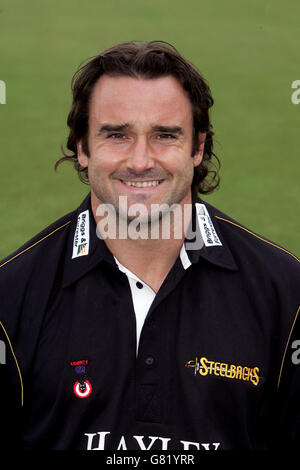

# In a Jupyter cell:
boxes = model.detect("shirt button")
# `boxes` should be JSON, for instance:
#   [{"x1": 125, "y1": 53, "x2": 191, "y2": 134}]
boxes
[
  {"x1": 136, "y1": 281, "x2": 143, "y2": 289},
  {"x1": 145, "y1": 356, "x2": 155, "y2": 366}
]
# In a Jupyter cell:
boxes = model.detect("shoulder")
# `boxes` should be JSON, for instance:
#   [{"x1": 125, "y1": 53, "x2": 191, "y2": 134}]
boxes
[
  {"x1": 0, "y1": 208, "x2": 76, "y2": 351},
  {"x1": 0, "y1": 210, "x2": 74, "y2": 280},
  {"x1": 204, "y1": 200, "x2": 300, "y2": 281}
]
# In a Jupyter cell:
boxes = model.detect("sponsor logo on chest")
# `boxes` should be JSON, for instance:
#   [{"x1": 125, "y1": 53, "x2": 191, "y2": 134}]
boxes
[{"x1": 185, "y1": 356, "x2": 261, "y2": 386}]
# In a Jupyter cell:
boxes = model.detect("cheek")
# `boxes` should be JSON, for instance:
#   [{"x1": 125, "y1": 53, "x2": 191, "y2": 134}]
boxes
[
  {"x1": 88, "y1": 153, "x2": 117, "y2": 177},
  {"x1": 167, "y1": 155, "x2": 194, "y2": 179},
  {"x1": 184, "y1": 164, "x2": 195, "y2": 187},
  {"x1": 89, "y1": 144, "x2": 126, "y2": 171}
]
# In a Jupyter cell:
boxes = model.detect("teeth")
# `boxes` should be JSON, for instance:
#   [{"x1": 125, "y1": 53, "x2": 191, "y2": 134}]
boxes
[{"x1": 122, "y1": 180, "x2": 161, "y2": 187}]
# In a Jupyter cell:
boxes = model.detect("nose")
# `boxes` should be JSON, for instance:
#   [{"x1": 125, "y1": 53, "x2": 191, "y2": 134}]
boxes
[{"x1": 126, "y1": 136, "x2": 154, "y2": 173}]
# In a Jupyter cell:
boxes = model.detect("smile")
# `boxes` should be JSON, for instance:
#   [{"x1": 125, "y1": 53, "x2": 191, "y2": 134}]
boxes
[{"x1": 120, "y1": 180, "x2": 164, "y2": 188}]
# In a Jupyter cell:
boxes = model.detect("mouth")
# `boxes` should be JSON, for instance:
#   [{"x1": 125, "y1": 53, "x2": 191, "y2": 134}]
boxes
[{"x1": 119, "y1": 179, "x2": 164, "y2": 188}]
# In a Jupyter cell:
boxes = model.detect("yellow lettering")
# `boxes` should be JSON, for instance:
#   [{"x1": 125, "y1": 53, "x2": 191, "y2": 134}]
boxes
[
  {"x1": 207, "y1": 360, "x2": 214, "y2": 375},
  {"x1": 236, "y1": 366, "x2": 243, "y2": 380},
  {"x1": 219, "y1": 363, "x2": 227, "y2": 377},
  {"x1": 251, "y1": 367, "x2": 260, "y2": 386},
  {"x1": 186, "y1": 358, "x2": 198, "y2": 376},
  {"x1": 188, "y1": 356, "x2": 261, "y2": 387},
  {"x1": 199, "y1": 357, "x2": 209, "y2": 376},
  {"x1": 228, "y1": 364, "x2": 236, "y2": 378},
  {"x1": 242, "y1": 367, "x2": 249, "y2": 381},
  {"x1": 214, "y1": 362, "x2": 220, "y2": 376}
]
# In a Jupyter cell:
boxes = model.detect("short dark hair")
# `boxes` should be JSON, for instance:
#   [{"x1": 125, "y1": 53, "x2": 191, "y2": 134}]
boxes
[{"x1": 55, "y1": 41, "x2": 220, "y2": 201}]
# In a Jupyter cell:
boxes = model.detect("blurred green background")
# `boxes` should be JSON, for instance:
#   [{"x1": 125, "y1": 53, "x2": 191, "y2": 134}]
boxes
[{"x1": 0, "y1": 0, "x2": 299, "y2": 258}]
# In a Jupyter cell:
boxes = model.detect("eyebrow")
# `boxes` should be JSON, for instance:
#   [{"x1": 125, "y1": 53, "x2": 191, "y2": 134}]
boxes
[
  {"x1": 96, "y1": 123, "x2": 184, "y2": 136},
  {"x1": 151, "y1": 125, "x2": 183, "y2": 135},
  {"x1": 97, "y1": 123, "x2": 130, "y2": 136}
]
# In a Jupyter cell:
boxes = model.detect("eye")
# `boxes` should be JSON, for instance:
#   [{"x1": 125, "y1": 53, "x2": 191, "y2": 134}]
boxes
[
  {"x1": 107, "y1": 133, "x2": 127, "y2": 140},
  {"x1": 157, "y1": 133, "x2": 176, "y2": 140}
]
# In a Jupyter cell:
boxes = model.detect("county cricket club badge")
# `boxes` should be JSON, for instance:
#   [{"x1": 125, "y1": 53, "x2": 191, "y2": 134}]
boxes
[
  {"x1": 73, "y1": 379, "x2": 92, "y2": 398},
  {"x1": 70, "y1": 359, "x2": 92, "y2": 399}
]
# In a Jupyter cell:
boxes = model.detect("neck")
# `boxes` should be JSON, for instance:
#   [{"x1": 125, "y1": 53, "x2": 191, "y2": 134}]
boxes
[{"x1": 91, "y1": 194, "x2": 193, "y2": 292}]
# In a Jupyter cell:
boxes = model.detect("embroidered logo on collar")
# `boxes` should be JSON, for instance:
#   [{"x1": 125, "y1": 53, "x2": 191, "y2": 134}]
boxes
[
  {"x1": 70, "y1": 359, "x2": 92, "y2": 398},
  {"x1": 72, "y1": 210, "x2": 90, "y2": 259},
  {"x1": 195, "y1": 204, "x2": 222, "y2": 247},
  {"x1": 185, "y1": 356, "x2": 260, "y2": 386}
]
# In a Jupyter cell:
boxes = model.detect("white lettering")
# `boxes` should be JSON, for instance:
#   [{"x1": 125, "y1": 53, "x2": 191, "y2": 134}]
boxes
[
  {"x1": 0, "y1": 80, "x2": 6, "y2": 104},
  {"x1": 127, "y1": 203, "x2": 149, "y2": 239},
  {"x1": 133, "y1": 435, "x2": 171, "y2": 450},
  {"x1": 106, "y1": 455, "x2": 141, "y2": 466},
  {"x1": 126, "y1": 456, "x2": 140, "y2": 467},
  {"x1": 84, "y1": 431, "x2": 110, "y2": 450},
  {"x1": 117, "y1": 435, "x2": 128, "y2": 450},
  {"x1": 201, "y1": 442, "x2": 221, "y2": 450},
  {"x1": 95, "y1": 198, "x2": 208, "y2": 251},
  {"x1": 180, "y1": 440, "x2": 200, "y2": 450},
  {"x1": 96, "y1": 204, "x2": 117, "y2": 239},
  {"x1": 72, "y1": 210, "x2": 90, "y2": 258},
  {"x1": 291, "y1": 80, "x2": 300, "y2": 104},
  {"x1": 0, "y1": 340, "x2": 6, "y2": 364},
  {"x1": 84, "y1": 430, "x2": 221, "y2": 451},
  {"x1": 150, "y1": 203, "x2": 183, "y2": 240},
  {"x1": 195, "y1": 203, "x2": 222, "y2": 247},
  {"x1": 291, "y1": 339, "x2": 300, "y2": 364}
]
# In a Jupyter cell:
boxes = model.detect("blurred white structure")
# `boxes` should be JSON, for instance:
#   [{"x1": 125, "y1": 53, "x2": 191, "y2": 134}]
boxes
[
  {"x1": 0, "y1": 340, "x2": 6, "y2": 364},
  {"x1": 0, "y1": 80, "x2": 6, "y2": 104}
]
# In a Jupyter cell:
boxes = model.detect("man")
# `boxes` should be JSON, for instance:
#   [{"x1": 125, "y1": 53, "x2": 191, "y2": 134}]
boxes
[{"x1": 0, "y1": 41, "x2": 299, "y2": 451}]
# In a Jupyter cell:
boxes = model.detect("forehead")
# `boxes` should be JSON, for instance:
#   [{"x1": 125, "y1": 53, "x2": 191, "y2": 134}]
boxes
[{"x1": 88, "y1": 74, "x2": 193, "y2": 126}]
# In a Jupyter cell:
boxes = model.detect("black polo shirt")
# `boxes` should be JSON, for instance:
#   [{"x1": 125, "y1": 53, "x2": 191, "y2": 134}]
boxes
[{"x1": 0, "y1": 194, "x2": 299, "y2": 450}]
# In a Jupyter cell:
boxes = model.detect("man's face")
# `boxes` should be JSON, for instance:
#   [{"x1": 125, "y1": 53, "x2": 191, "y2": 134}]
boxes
[{"x1": 77, "y1": 74, "x2": 205, "y2": 222}]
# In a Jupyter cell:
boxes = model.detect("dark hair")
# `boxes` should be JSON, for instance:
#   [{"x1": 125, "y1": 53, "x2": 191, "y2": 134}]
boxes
[{"x1": 55, "y1": 40, "x2": 220, "y2": 201}]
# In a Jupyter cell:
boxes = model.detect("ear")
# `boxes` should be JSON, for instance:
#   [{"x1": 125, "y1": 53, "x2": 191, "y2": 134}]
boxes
[
  {"x1": 77, "y1": 140, "x2": 89, "y2": 168},
  {"x1": 193, "y1": 132, "x2": 206, "y2": 167}
]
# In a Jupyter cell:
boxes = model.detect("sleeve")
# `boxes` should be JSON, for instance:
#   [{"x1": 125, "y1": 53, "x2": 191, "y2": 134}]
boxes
[
  {"x1": 272, "y1": 305, "x2": 300, "y2": 447},
  {"x1": 0, "y1": 320, "x2": 23, "y2": 449},
  {"x1": 0, "y1": 248, "x2": 35, "y2": 451},
  {"x1": 0, "y1": 218, "x2": 70, "y2": 450}
]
